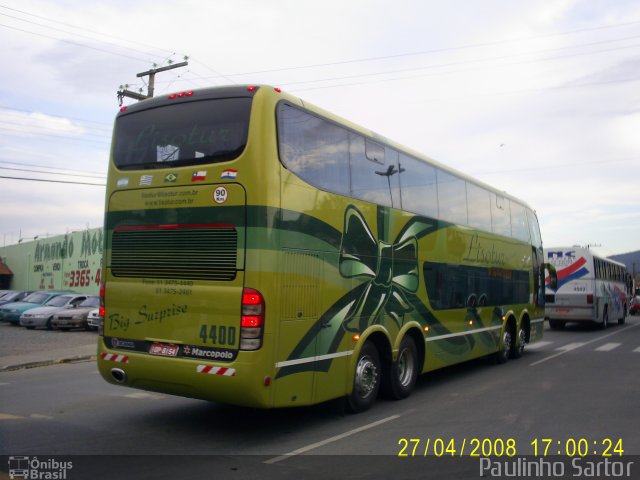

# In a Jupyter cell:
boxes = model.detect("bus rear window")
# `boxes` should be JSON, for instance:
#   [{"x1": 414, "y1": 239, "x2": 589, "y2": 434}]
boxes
[{"x1": 114, "y1": 97, "x2": 252, "y2": 170}]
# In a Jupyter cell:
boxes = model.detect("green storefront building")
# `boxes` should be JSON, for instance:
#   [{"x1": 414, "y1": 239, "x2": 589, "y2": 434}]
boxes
[{"x1": 0, "y1": 228, "x2": 103, "y2": 294}]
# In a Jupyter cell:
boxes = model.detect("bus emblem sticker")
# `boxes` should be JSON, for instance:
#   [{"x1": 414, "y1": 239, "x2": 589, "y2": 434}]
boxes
[
  {"x1": 213, "y1": 186, "x2": 228, "y2": 204},
  {"x1": 221, "y1": 169, "x2": 238, "y2": 179}
]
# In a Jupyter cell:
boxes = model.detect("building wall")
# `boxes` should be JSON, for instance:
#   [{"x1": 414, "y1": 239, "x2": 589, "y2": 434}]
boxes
[{"x1": 0, "y1": 228, "x2": 103, "y2": 294}]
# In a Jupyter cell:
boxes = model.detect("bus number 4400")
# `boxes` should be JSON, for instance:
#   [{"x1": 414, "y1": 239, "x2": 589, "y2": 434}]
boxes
[{"x1": 199, "y1": 325, "x2": 236, "y2": 346}]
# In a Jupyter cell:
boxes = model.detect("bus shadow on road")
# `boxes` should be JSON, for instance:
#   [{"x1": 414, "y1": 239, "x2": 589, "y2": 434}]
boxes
[{"x1": 118, "y1": 353, "x2": 514, "y2": 452}]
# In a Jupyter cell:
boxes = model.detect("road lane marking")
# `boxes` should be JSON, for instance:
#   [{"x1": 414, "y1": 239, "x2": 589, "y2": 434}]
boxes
[
  {"x1": 530, "y1": 322, "x2": 640, "y2": 366},
  {"x1": 264, "y1": 414, "x2": 401, "y2": 464},
  {"x1": 0, "y1": 412, "x2": 24, "y2": 420},
  {"x1": 555, "y1": 342, "x2": 585, "y2": 351},
  {"x1": 633, "y1": 346, "x2": 640, "y2": 353},
  {"x1": 123, "y1": 392, "x2": 165, "y2": 400},
  {"x1": 525, "y1": 341, "x2": 552, "y2": 350},
  {"x1": 595, "y1": 343, "x2": 621, "y2": 352},
  {"x1": 30, "y1": 414, "x2": 54, "y2": 420}
]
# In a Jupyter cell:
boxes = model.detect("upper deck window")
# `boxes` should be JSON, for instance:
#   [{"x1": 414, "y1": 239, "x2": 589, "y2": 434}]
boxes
[{"x1": 114, "y1": 97, "x2": 252, "y2": 170}]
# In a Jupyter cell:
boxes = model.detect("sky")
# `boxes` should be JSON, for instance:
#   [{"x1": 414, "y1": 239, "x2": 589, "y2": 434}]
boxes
[{"x1": 0, "y1": 0, "x2": 639, "y2": 257}]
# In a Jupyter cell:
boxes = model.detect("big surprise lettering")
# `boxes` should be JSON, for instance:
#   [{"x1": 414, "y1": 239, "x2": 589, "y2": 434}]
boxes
[{"x1": 109, "y1": 304, "x2": 188, "y2": 332}]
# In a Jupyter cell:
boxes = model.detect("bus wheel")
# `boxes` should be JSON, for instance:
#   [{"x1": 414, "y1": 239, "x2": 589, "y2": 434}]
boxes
[
  {"x1": 619, "y1": 307, "x2": 627, "y2": 325},
  {"x1": 496, "y1": 328, "x2": 512, "y2": 364},
  {"x1": 511, "y1": 325, "x2": 526, "y2": 359},
  {"x1": 347, "y1": 342, "x2": 381, "y2": 413},
  {"x1": 549, "y1": 319, "x2": 565, "y2": 330},
  {"x1": 601, "y1": 307, "x2": 608, "y2": 329},
  {"x1": 383, "y1": 336, "x2": 418, "y2": 400}
]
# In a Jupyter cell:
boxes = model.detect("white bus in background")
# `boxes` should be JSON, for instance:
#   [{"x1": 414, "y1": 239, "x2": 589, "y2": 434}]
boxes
[{"x1": 544, "y1": 247, "x2": 632, "y2": 329}]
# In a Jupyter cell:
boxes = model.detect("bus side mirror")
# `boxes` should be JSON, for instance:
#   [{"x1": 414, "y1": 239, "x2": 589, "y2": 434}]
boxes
[{"x1": 544, "y1": 263, "x2": 558, "y2": 290}]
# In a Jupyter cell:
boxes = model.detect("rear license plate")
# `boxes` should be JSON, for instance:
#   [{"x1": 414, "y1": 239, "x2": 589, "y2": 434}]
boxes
[{"x1": 149, "y1": 343, "x2": 179, "y2": 357}]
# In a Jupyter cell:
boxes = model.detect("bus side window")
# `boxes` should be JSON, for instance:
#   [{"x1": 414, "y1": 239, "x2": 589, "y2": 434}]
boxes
[
  {"x1": 491, "y1": 193, "x2": 511, "y2": 237},
  {"x1": 398, "y1": 153, "x2": 438, "y2": 219},
  {"x1": 349, "y1": 134, "x2": 395, "y2": 208},
  {"x1": 277, "y1": 104, "x2": 350, "y2": 196},
  {"x1": 437, "y1": 170, "x2": 467, "y2": 225}
]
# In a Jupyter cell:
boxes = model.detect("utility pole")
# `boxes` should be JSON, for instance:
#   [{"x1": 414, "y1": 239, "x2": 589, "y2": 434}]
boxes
[{"x1": 117, "y1": 60, "x2": 189, "y2": 105}]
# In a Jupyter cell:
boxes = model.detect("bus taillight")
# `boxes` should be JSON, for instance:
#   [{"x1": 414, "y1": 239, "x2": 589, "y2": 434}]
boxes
[
  {"x1": 587, "y1": 294, "x2": 594, "y2": 304},
  {"x1": 241, "y1": 288, "x2": 265, "y2": 350},
  {"x1": 99, "y1": 281, "x2": 106, "y2": 335}
]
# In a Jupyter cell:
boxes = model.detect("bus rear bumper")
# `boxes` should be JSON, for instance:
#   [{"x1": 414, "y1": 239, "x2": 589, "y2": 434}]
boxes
[
  {"x1": 545, "y1": 306, "x2": 595, "y2": 322},
  {"x1": 97, "y1": 341, "x2": 273, "y2": 408}
]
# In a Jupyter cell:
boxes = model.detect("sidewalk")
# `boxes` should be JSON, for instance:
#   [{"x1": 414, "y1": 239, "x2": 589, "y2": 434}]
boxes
[{"x1": 0, "y1": 323, "x2": 98, "y2": 372}]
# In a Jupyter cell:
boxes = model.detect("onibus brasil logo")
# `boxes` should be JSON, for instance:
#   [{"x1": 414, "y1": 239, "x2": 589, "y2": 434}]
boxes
[{"x1": 8, "y1": 456, "x2": 73, "y2": 479}]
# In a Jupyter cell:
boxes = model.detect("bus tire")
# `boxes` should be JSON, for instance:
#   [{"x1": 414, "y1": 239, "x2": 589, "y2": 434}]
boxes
[
  {"x1": 347, "y1": 342, "x2": 381, "y2": 413},
  {"x1": 618, "y1": 307, "x2": 626, "y2": 325},
  {"x1": 496, "y1": 327, "x2": 512, "y2": 364},
  {"x1": 382, "y1": 335, "x2": 418, "y2": 400},
  {"x1": 549, "y1": 319, "x2": 565, "y2": 330},
  {"x1": 511, "y1": 325, "x2": 526, "y2": 359},
  {"x1": 601, "y1": 307, "x2": 608, "y2": 329}
]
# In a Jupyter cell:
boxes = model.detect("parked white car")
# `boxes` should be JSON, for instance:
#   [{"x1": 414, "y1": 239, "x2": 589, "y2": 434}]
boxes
[{"x1": 87, "y1": 308, "x2": 103, "y2": 331}]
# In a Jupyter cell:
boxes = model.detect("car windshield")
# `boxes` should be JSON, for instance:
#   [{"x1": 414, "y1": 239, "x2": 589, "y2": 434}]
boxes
[
  {"x1": 79, "y1": 296, "x2": 100, "y2": 307},
  {"x1": 23, "y1": 292, "x2": 50, "y2": 304},
  {"x1": 44, "y1": 295, "x2": 72, "y2": 307},
  {"x1": 1, "y1": 292, "x2": 21, "y2": 302}
]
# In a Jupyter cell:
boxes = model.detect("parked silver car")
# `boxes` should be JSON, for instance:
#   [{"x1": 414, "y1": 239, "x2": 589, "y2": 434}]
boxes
[
  {"x1": 52, "y1": 296, "x2": 100, "y2": 331},
  {"x1": 19, "y1": 294, "x2": 87, "y2": 330}
]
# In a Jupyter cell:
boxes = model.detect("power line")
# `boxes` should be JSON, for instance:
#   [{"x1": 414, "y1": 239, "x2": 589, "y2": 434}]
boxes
[
  {"x1": 222, "y1": 19, "x2": 640, "y2": 78},
  {"x1": 0, "y1": 175, "x2": 105, "y2": 186},
  {"x1": 0, "y1": 160, "x2": 105, "y2": 176},
  {"x1": 0, "y1": 127, "x2": 110, "y2": 146},
  {"x1": 0, "y1": 4, "x2": 175, "y2": 60},
  {"x1": 0, "y1": 11, "x2": 163, "y2": 61},
  {"x1": 289, "y1": 60, "x2": 640, "y2": 95},
  {"x1": 0, "y1": 120, "x2": 109, "y2": 140},
  {"x1": 146, "y1": 31, "x2": 640, "y2": 93},
  {"x1": 0, "y1": 166, "x2": 106, "y2": 179},
  {"x1": 277, "y1": 37, "x2": 640, "y2": 89},
  {"x1": 0, "y1": 22, "x2": 150, "y2": 62}
]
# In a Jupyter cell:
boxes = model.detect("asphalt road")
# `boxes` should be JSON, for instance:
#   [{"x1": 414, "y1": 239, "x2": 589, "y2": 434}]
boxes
[{"x1": 1, "y1": 317, "x2": 639, "y2": 479}]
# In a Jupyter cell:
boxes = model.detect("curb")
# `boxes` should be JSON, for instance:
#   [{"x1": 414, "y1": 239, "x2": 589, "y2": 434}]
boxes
[{"x1": 0, "y1": 354, "x2": 96, "y2": 373}]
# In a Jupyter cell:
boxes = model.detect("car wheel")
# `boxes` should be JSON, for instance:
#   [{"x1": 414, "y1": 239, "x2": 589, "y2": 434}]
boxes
[{"x1": 347, "y1": 342, "x2": 381, "y2": 413}]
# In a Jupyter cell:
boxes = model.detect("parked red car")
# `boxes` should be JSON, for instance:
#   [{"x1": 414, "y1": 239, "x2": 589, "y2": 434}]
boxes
[{"x1": 630, "y1": 296, "x2": 640, "y2": 315}]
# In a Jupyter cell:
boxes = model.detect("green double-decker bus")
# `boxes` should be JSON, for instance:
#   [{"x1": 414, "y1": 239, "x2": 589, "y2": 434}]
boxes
[{"x1": 98, "y1": 85, "x2": 551, "y2": 412}]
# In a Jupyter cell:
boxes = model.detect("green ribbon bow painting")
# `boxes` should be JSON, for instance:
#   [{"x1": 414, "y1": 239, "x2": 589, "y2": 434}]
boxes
[{"x1": 277, "y1": 205, "x2": 440, "y2": 378}]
